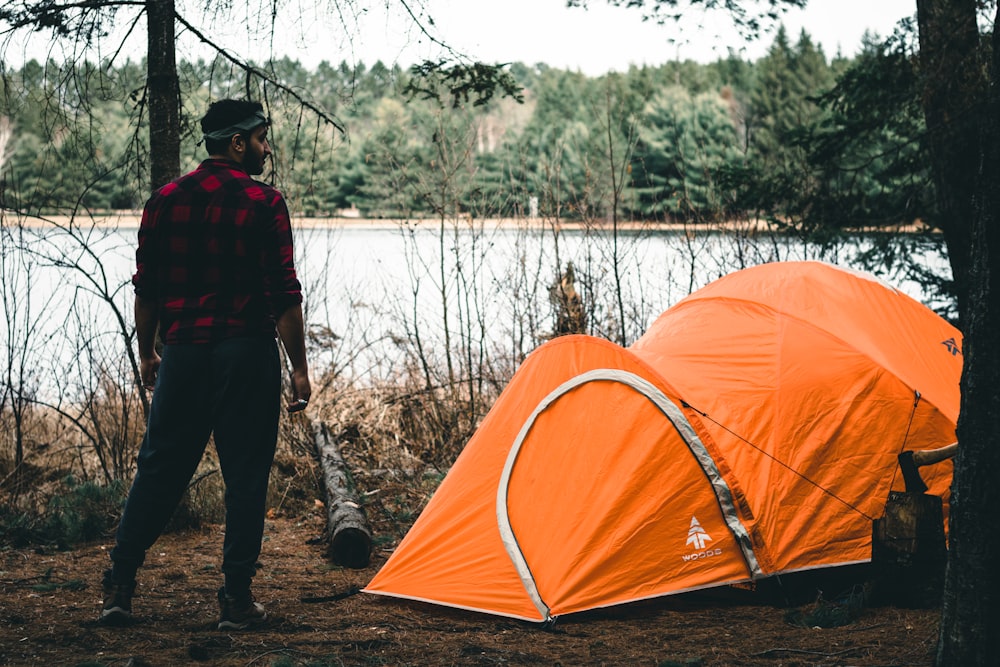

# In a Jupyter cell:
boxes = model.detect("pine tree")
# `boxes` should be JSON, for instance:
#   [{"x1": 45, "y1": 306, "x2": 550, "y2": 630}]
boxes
[{"x1": 630, "y1": 86, "x2": 740, "y2": 221}]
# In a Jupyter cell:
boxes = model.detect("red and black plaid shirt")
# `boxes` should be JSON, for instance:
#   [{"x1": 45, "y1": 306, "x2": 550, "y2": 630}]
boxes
[{"x1": 132, "y1": 158, "x2": 303, "y2": 344}]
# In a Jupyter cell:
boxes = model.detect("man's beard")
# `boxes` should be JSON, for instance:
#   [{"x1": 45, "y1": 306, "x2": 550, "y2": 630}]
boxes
[{"x1": 242, "y1": 152, "x2": 265, "y2": 176}]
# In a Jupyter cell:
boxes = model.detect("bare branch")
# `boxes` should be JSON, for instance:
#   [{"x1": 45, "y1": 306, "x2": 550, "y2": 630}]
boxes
[
  {"x1": 0, "y1": 1, "x2": 143, "y2": 36},
  {"x1": 104, "y1": 7, "x2": 145, "y2": 69},
  {"x1": 173, "y1": 11, "x2": 345, "y2": 134},
  {"x1": 395, "y1": 0, "x2": 463, "y2": 61}
]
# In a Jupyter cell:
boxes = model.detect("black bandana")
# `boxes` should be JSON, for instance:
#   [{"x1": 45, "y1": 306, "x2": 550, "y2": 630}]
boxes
[{"x1": 202, "y1": 110, "x2": 268, "y2": 142}]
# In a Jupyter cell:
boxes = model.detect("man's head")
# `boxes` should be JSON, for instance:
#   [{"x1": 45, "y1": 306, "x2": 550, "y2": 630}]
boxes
[{"x1": 201, "y1": 99, "x2": 271, "y2": 175}]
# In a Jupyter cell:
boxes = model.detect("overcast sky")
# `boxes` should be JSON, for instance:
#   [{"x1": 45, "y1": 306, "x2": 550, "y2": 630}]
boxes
[
  {"x1": 6, "y1": 0, "x2": 917, "y2": 75},
  {"x1": 266, "y1": 0, "x2": 916, "y2": 74},
  {"x1": 406, "y1": 0, "x2": 912, "y2": 73}
]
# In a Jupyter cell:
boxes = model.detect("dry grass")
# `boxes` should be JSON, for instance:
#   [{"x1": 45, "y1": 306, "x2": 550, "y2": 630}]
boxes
[{"x1": 1, "y1": 369, "x2": 494, "y2": 556}]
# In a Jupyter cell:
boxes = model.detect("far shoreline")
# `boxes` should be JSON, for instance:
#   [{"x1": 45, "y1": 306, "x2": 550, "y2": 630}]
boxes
[{"x1": 1, "y1": 210, "x2": 931, "y2": 234}]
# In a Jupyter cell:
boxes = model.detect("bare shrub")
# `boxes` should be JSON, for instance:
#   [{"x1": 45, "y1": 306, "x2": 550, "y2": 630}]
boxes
[
  {"x1": 45, "y1": 369, "x2": 146, "y2": 484},
  {"x1": 269, "y1": 415, "x2": 326, "y2": 520},
  {"x1": 1, "y1": 402, "x2": 80, "y2": 509}
]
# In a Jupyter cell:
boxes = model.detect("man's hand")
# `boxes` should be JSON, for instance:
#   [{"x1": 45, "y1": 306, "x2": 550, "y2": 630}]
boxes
[
  {"x1": 286, "y1": 367, "x2": 311, "y2": 413},
  {"x1": 135, "y1": 295, "x2": 160, "y2": 391},
  {"x1": 140, "y1": 353, "x2": 161, "y2": 391}
]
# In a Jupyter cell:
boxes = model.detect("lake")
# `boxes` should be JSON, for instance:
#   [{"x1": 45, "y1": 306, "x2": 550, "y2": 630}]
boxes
[{"x1": 0, "y1": 219, "x2": 951, "y2": 398}]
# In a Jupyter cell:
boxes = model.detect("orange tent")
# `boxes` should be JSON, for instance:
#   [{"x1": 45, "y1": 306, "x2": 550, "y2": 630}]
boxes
[{"x1": 364, "y1": 261, "x2": 962, "y2": 623}]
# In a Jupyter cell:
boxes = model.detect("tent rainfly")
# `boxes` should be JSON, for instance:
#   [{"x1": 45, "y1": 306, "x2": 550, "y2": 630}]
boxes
[{"x1": 364, "y1": 261, "x2": 962, "y2": 623}]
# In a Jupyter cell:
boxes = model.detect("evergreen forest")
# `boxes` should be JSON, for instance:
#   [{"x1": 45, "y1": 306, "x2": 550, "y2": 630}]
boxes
[{"x1": 0, "y1": 25, "x2": 934, "y2": 233}]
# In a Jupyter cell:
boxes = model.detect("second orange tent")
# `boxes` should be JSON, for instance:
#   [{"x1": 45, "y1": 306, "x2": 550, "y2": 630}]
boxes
[{"x1": 364, "y1": 261, "x2": 962, "y2": 622}]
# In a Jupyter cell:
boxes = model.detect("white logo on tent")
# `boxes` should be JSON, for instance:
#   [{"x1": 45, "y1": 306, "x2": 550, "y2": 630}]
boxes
[{"x1": 686, "y1": 516, "x2": 713, "y2": 551}]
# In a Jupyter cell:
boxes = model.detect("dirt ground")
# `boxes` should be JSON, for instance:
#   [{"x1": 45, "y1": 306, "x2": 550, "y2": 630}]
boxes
[{"x1": 0, "y1": 509, "x2": 941, "y2": 667}]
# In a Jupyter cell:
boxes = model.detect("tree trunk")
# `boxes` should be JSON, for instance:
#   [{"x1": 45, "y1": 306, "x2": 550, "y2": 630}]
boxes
[
  {"x1": 311, "y1": 420, "x2": 372, "y2": 569},
  {"x1": 146, "y1": 0, "x2": 180, "y2": 190},
  {"x1": 915, "y1": 0, "x2": 982, "y2": 324},
  {"x1": 934, "y1": 4, "x2": 1000, "y2": 665}
]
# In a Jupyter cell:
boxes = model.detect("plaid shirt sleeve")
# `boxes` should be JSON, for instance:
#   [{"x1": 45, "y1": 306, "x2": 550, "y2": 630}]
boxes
[
  {"x1": 258, "y1": 187, "x2": 303, "y2": 316},
  {"x1": 132, "y1": 184, "x2": 173, "y2": 302}
]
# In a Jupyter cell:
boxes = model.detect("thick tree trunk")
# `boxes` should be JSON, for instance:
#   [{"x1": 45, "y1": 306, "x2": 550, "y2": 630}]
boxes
[
  {"x1": 312, "y1": 420, "x2": 372, "y2": 569},
  {"x1": 915, "y1": 0, "x2": 982, "y2": 324},
  {"x1": 146, "y1": 0, "x2": 180, "y2": 190},
  {"x1": 934, "y1": 5, "x2": 1000, "y2": 665}
]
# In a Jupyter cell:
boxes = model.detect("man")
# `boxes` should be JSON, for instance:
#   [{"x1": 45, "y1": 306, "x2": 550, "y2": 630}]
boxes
[{"x1": 99, "y1": 99, "x2": 311, "y2": 630}]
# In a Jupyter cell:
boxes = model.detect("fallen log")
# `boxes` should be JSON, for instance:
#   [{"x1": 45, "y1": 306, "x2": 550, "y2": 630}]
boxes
[{"x1": 311, "y1": 420, "x2": 372, "y2": 569}]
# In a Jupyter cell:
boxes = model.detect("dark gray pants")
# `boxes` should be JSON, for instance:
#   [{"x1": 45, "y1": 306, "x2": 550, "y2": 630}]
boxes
[{"x1": 110, "y1": 337, "x2": 280, "y2": 593}]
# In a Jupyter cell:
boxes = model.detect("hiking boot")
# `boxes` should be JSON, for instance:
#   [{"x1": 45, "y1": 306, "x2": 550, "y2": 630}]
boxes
[
  {"x1": 99, "y1": 569, "x2": 135, "y2": 626},
  {"x1": 217, "y1": 586, "x2": 267, "y2": 630}
]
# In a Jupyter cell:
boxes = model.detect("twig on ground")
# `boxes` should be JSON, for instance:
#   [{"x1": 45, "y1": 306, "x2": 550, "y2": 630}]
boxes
[
  {"x1": 245, "y1": 648, "x2": 307, "y2": 666},
  {"x1": 751, "y1": 645, "x2": 875, "y2": 658}
]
